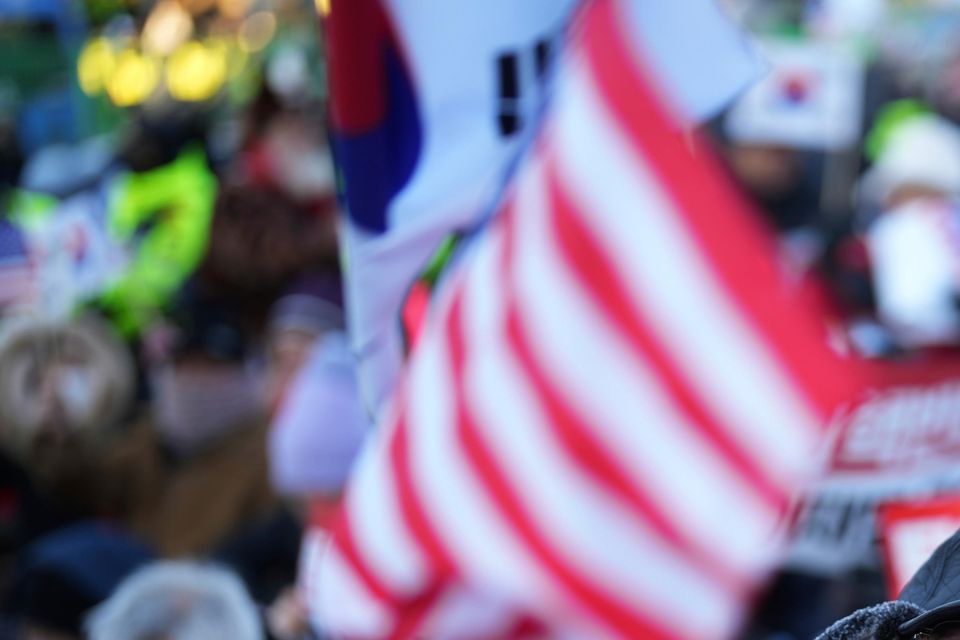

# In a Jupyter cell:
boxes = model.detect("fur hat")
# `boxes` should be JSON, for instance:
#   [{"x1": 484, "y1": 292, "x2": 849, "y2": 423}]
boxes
[{"x1": 0, "y1": 314, "x2": 134, "y2": 455}]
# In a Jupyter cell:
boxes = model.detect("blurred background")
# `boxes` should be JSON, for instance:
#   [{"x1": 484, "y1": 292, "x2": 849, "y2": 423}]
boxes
[
  {"x1": 0, "y1": 1, "x2": 347, "y2": 639},
  {"x1": 3, "y1": 0, "x2": 960, "y2": 638}
]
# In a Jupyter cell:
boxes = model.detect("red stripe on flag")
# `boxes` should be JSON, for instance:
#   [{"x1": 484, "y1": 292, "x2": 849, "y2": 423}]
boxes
[
  {"x1": 389, "y1": 413, "x2": 457, "y2": 577},
  {"x1": 503, "y1": 612, "x2": 549, "y2": 639},
  {"x1": 389, "y1": 577, "x2": 447, "y2": 640}
]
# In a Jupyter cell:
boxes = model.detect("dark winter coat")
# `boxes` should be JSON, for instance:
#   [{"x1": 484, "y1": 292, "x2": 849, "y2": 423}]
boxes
[{"x1": 817, "y1": 528, "x2": 960, "y2": 639}]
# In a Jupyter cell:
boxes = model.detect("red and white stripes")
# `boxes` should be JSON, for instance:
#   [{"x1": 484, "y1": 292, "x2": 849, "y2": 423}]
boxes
[{"x1": 312, "y1": 1, "x2": 860, "y2": 638}]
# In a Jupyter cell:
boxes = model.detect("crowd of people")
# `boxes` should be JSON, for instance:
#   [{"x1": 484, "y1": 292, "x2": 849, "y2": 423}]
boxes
[{"x1": 0, "y1": 55, "x2": 366, "y2": 635}]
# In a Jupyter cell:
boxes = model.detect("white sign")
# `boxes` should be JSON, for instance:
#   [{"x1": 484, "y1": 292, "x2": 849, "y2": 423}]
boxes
[
  {"x1": 725, "y1": 39, "x2": 864, "y2": 151},
  {"x1": 878, "y1": 499, "x2": 960, "y2": 597},
  {"x1": 21, "y1": 190, "x2": 128, "y2": 319},
  {"x1": 789, "y1": 365, "x2": 960, "y2": 574}
]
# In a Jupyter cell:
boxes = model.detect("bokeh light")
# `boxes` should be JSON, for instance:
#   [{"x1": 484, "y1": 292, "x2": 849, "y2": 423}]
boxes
[
  {"x1": 77, "y1": 37, "x2": 117, "y2": 96},
  {"x1": 238, "y1": 11, "x2": 277, "y2": 54},
  {"x1": 105, "y1": 49, "x2": 161, "y2": 107},
  {"x1": 166, "y1": 40, "x2": 228, "y2": 102},
  {"x1": 142, "y1": 0, "x2": 194, "y2": 56}
]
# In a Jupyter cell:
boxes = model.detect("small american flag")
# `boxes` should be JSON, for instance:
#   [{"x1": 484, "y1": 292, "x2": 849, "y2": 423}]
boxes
[
  {"x1": 312, "y1": 1, "x2": 862, "y2": 638},
  {"x1": 0, "y1": 220, "x2": 35, "y2": 310}
]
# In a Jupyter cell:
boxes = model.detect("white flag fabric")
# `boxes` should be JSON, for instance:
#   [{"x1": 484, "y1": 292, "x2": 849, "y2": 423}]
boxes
[
  {"x1": 724, "y1": 39, "x2": 864, "y2": 151},
  {"x1": 326, "y1": 0, "x2": 764, "y2": 416},
  {"x1": 312, "y1": 1, "x2": 860, "y2": 637}
]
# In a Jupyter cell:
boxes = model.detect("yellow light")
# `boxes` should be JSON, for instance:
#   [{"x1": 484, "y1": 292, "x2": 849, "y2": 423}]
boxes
[
  {"x1": 216, "y1": 0, "x2": 253, "y2": 20},
  {"x1": 77, "y1": 37, "x2": 117, "y2": 96},
  {"x1": 142, "y1": 0, "x2": 194, "y2": 56},
  {"x1": 166, "y1": 40, "x2": 228, "y2": 102},
  {"x1": 106, "y1": 49, "x2": 160, "y2": 107},
  {"x1": 315, "y1": 0, "x2": 331, "y2": 17},
  {"x1": 238, "y1": 11, "x2": 276, "y2": 53}
]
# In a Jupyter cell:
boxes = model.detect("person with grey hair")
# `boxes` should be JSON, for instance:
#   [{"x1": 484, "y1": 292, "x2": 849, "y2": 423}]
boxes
[{"x1": 86, "y1": 561, "x2": 264, "y2": 640}]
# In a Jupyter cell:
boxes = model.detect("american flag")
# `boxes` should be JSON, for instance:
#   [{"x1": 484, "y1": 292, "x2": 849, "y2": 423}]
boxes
[
  {"x1": 0, "y1": 220, "x2": 35, "y2": 310},
  {"x1": 312, "y1": 1, "x2": 861, "y2": 638}
]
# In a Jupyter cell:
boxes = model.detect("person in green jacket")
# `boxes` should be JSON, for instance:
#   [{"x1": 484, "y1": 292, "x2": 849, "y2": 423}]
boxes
[{"x1": 100, "y1": 145, "x2": 218, "y2": 337}]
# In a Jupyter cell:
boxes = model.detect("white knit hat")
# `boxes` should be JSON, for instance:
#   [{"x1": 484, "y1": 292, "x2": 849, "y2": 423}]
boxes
[{"x1": 862, "y1": 114, "x2": 960, "y2": 204}]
